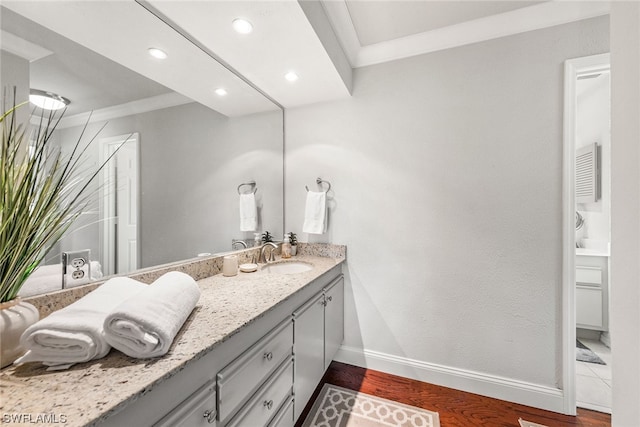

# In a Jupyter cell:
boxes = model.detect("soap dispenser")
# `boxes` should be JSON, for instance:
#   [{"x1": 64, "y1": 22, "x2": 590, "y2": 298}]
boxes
[{"x1": 282, "y1": 235, "x2": 292, "y2": 259}]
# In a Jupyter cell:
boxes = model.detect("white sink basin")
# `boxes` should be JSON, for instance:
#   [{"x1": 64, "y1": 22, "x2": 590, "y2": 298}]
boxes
[{"x1": 261, "y1": 261, "x2": 313, "y2": 274}]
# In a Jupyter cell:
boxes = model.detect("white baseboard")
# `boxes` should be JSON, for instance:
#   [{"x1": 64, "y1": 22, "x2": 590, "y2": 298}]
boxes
[{"x1": 334, "y1": 345, "x2": 566, "y2": 414}]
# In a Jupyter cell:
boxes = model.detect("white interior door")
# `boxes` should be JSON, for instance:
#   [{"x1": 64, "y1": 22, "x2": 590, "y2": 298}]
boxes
[
  {"x1": 101, "y1": 133, "x2": 139, "y2": 275},
  {"x1": 115, "y1": 140, "x2": 138, "y2": 273}
]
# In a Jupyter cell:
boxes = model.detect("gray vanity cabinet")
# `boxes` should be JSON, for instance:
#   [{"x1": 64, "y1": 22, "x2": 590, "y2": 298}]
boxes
[
  {"x1": 324, "y1": 279, "x2": 345, "y2": 370},
  {"x1": 101, "y1": 264, "x2": 344, "y2": 427},
  {"x1": 154, "y1": 380, "x2": 217, "y2": 427},
  {"x1": 293, "y1": 275, "x2": 345, "y2": 421}
]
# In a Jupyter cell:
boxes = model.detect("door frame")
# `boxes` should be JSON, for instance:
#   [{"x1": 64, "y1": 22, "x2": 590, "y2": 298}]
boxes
[
  {"x1": 99, "y1": 132, "x2": 140, "y2": 276},
  {"x1": 562, "y1": 53, "x2": 610, "y2": 415}
]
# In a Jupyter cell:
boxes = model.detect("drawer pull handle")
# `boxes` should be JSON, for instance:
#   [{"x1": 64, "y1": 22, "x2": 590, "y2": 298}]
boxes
[
  {"x1": 264, "y1": 352, "x2": 273, "y2": 361},
  {"x1": 264, "y1": 399, "x2": 274, "y2": 410},
  {"x1": 203, "y1": 409, "x2": 216, "y2": 423}
]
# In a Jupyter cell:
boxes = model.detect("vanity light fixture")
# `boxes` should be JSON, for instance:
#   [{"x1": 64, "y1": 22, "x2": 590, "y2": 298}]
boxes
[
  {"x1": 148, "y1": 47, "x2": 168, "y2": 59},
  {"x1": 232, "y1": 18, "x2": 253, "y2": 34},
  {"x1": 215, "y1": 88, "x2": 228, "y2": 96},
  {"x1": 284, "y1": 71, "x2": 299, "y2": 82},
  {"x1": 29, "y1": 89, "x2": 70, "y2": 111}
]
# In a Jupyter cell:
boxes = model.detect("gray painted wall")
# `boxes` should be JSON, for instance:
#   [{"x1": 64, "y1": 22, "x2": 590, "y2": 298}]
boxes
[
  {"x1": 1, "y1": 50, "x2": 29, "y2": 126},
  {"x1": 610, "y1": 2, "x2": 640, "y2": 424},
  {"x1": 285, "y1": 16, "x2": 608, "y2": 394}
]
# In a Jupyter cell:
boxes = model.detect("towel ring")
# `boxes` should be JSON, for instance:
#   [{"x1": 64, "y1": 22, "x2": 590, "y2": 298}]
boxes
[
  {"x1": 305, "y1": 177, "x2": 331, "y2": 193},
  {"x1": 237, "y1": 181, "x2": 257, "y2": 195}
]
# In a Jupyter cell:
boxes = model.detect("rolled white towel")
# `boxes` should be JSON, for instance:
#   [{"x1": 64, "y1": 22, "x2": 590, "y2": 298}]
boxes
[
  {"x1": 16, "y1": 277, "x2": 148, "y2": 370},
  {"x1": 104, "y1": 271, "x2": 201, "y2": 359}
]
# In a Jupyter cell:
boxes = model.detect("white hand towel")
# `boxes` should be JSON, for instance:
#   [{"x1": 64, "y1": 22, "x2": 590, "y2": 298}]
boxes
[
  {"x1": 104, "y1": 271, "x2": 201, "y2": 359},
  {"x1": 302, "y1": 191, "x2": 327, "y2": 234},
  {"x1": 239, "y1": 193, "x2": 257, "y2": 231},
  {"x1": 15, "y1": 277, "x2": 148, "y2": 370}
]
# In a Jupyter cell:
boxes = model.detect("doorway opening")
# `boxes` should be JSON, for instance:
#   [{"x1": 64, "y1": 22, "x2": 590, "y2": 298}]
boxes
[{"x1": 563, "y1": 53, "x2": 611, "y2": 415}]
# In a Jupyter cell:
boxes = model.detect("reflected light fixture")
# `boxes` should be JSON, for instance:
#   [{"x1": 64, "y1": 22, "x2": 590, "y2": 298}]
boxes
[
  {"x1": 232, "y1": 18, "x2": 253, "y2": 34},
  {"x1": 215, "y1": 88, "x2": 228, "y2": 96},
  {"x1": 284, "y1": 71, "x2": 299, "y2": 82},
  {"x1": 148, "y1": 47, "x2": 168, "y2": 59},
  {"x1": 29, "y1": 89, "x2": 70, "y2": 111}
]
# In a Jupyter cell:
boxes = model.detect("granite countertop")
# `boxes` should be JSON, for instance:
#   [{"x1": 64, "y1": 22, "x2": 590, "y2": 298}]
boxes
[
  {"x1": 575, "y1": 248, "x2": 610, "y2": 257},
  {"x1": 0, "y1": 252, "x2": 345, "y2": 426}
]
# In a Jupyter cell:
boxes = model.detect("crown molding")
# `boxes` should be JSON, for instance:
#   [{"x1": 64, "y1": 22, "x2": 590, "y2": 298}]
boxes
[
  {"x1": 54, "y1": 92, "x2": 192, "y2": 129},
  {"x1": 323, "y1": 1, "x2": 611, "y2": 68},
  {"x1": 1, "y1": 30, "x2": 52, "y2": 61}
]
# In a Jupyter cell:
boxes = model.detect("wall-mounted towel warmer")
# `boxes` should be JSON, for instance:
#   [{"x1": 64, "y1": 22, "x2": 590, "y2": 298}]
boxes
[
  {"x1": 305, "y1": 177, "x2": 331, "y2": 193},
  {"x1": 237, "y1": 181, "x2": 257, "y2": 194}
]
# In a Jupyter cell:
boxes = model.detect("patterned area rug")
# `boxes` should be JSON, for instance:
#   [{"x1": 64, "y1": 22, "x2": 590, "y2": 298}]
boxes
[
  {"x1": 576, "y1": 340, "x2": 606, "y2": 365},
  {"x1": 519, "y1": 418, "x2": 549, "y2": 427},
  {"x1": 301, "y1": 384, "x2": 440, "y2": 427}
]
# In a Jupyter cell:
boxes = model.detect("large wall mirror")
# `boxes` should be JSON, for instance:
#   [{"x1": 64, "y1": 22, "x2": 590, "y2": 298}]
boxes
[{"x1": 1, "y1": 2, "x2": 284, "y2": 296}]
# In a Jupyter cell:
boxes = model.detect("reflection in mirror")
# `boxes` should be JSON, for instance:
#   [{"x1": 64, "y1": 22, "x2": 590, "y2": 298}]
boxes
[{"x1": 0, "y1": 3, "x2": 284, "y2": 297}]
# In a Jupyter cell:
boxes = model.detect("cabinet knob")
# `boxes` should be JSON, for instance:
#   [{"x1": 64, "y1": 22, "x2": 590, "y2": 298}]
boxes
[
  {"x1": 263, "y1": 399, "x2": 274, "y2": 410},
  {"x1": 321, "y1": 300, "x2": 327, "y2": 307},
  {"x1": 327, "y1": 296, "x2": 333, "y2": 302},
  {"x1": 263, "y1": 351, "x2": 273, "y2": 361},
  {"x1": 203, "y1": 409, "x2": 216, "y2": 423}
]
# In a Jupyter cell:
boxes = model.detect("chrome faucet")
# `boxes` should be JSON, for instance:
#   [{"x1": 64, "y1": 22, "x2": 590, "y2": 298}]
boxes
[
  {"x1": 259, "y1": 242, "x2": 278, "y2": 263},
  {"x1": 232, "y1": 240, "x2": 248, "y2": 250}
]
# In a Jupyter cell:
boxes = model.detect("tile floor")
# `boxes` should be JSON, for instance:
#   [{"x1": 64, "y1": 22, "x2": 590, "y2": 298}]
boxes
[{"x1": 576, "y1": 338, "x2": 612, "y2": 414}]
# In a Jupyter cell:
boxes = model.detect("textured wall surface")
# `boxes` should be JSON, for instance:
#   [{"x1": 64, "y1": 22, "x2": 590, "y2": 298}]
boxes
[
  {"x1": 285, "y1": 17, "x2": 608, "y2": 391},
  {"x1": 610, "y1": 2, "x2": 640, "y2": 424}
]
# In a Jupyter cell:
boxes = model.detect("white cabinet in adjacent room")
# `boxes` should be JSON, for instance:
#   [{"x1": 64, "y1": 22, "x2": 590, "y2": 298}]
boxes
[{"x1": 576, "y1": 255, "x2": 609, "y2": 331}]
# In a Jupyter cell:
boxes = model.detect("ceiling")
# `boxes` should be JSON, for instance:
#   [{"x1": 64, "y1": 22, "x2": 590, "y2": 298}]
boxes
[
  {"x1": 1, "y1": 7, "x2": 173, "y2": 117},
  {"x1": 322, "y1": 0, "x2": 610, "y2": 67},
  {"x1": 1, "y1": 1, "x2": 610, "y2": 116},
  {"x1": 344, "y1": 1, "x2": 546, "y2": 46}
]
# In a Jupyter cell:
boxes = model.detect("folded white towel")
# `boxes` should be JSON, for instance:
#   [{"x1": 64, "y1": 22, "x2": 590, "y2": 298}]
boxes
[
  {"x1": 104, "y1": 271, "x2": 201, "y2": 359},
  {"x1": 302, "y1": 191, "x2": 327, "y2": 234},
  {"x1": 15, "y1": 277, "x2": 148, "y2": 370},
  {"x1": 239, "y1": 193, "x2": 257, "y2": 231}
]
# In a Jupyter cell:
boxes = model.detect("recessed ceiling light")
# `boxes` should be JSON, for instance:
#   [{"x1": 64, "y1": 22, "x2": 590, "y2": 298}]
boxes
[
  {"x1": 284, "y1": 71, "x2": 299, "y2": 82},
  {"x1": 215, "y1": 88, "x2": 228, "y2": 96},
  {"x1": 232, "y1": 18, "x2": 253, "y2": 34},
  {"x1": 29, "y1": 89, "x2": 70, "y2": 110},
  {"x1": 148, "y1": 47, "x2": 168, "y2": 59}
]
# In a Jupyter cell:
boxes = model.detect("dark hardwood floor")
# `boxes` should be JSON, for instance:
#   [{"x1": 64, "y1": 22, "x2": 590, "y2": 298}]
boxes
[{"x1": 295, "y1": 361, "x2": 611, "y2": 427}]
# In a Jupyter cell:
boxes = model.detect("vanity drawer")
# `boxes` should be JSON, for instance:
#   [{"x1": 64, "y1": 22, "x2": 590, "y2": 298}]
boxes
[
  {"x1": 576, "y1": 266, "x2": 602, "y2": 286},
  {"x1": 226, "y1": 357, "x2": 294, "y2": 427},
  {"x1": 217, "y1": 319, "x2": 293, "y2": 423},
  {"x1": 154, "y1": 380, "x2": 216, "y2": 427},
  {"x1": 268, "y1": 396, "x2": 294, "y2": 427}
]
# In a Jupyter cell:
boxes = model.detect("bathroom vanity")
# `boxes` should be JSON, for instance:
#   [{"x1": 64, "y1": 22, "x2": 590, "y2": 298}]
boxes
[
  {"x1": 576, "y1": 251, "x2": 609, "y2": 332},
  {"x1": 0, "y1": 246, "x2": 346, "y2": 427}
]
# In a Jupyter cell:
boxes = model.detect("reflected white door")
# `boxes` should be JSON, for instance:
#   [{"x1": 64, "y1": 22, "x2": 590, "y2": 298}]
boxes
[{"x1": 101, "y1": 133, "x2": 139, "y2": 275}]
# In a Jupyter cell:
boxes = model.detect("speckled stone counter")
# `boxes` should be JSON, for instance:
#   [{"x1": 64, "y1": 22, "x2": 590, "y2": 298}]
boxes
[{"x1": 0, "y1": 246, "x2": 345, "y2": 426}]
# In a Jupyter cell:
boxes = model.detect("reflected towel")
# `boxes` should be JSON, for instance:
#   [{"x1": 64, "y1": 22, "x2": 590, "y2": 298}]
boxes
[
  {"x1": 104, "y1": 271, "x2": 201, "y2": 358},
  {"x1": 16, "y1": 277, "x2": 148, "y2": 370},
  {"x1": 239, "y1": 193, "x2": 257, "y2": 231},
  {"x1": 302, "y1": 191, "x2": 326, "y2": 234}
]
